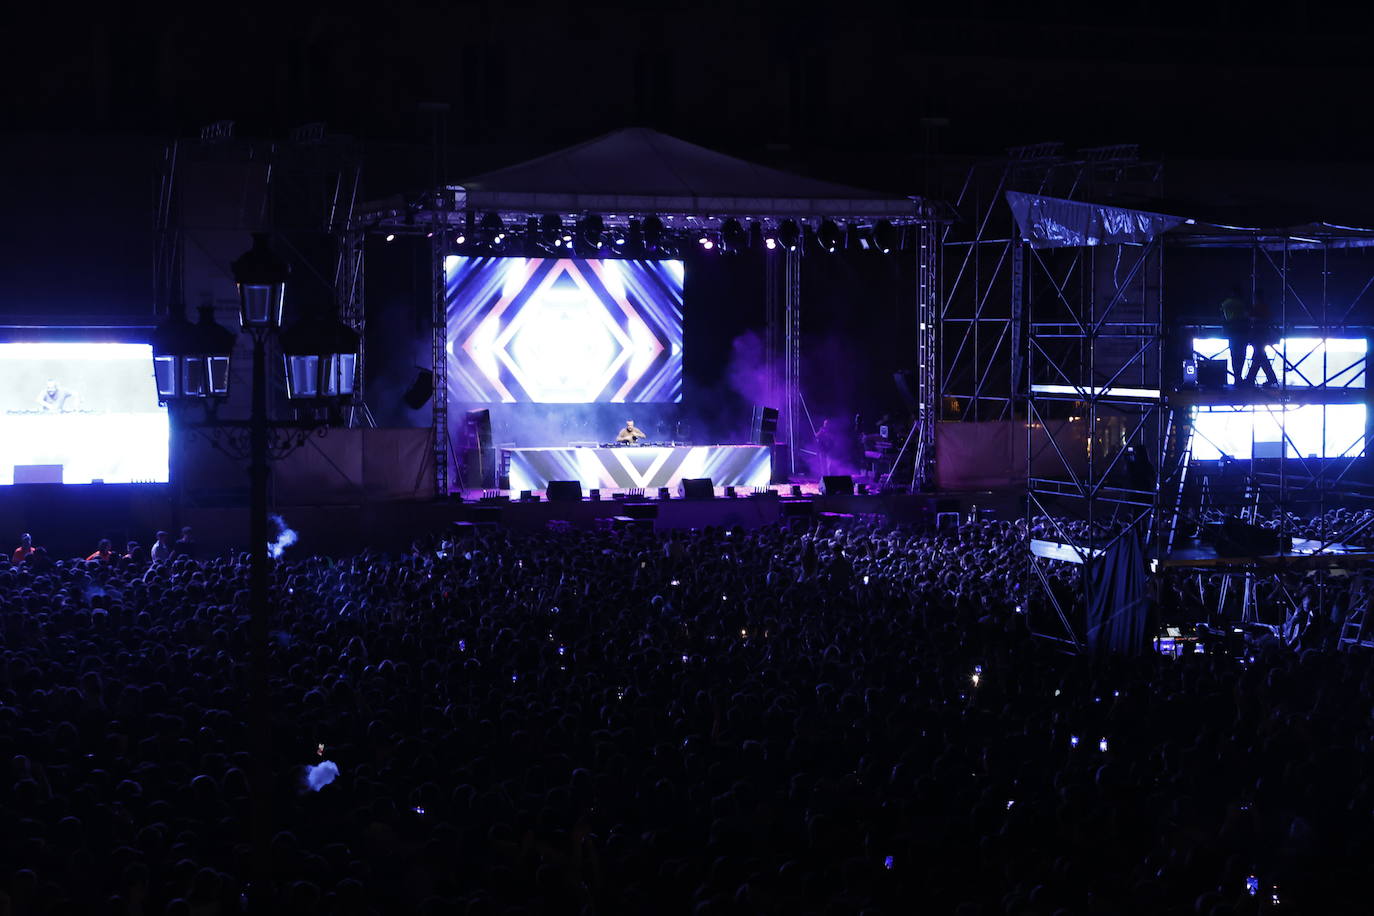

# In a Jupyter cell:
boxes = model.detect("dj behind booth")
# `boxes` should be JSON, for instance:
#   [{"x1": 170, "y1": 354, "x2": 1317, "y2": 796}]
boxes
[{"x1": 501, "y1": 415, "x2": 774, "y2": 494}]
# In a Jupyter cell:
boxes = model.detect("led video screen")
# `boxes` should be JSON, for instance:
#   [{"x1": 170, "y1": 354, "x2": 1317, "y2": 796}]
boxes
[
  {"x1": 445, "y1": 256, "x2": 683, "y2": 403},
  {"x1": 1191, "y1": 404, "x2": 1367, "y2": 461},
  {"x1": 0, "y1": 343, "x2": 169, "y2": 484},
  {"x1": 1192, "y1": 337, "x2": 1367, "y2": 388}
]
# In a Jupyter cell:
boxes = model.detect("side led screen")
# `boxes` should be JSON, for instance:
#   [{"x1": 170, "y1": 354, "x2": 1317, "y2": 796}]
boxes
[
  {"x1": 445, "y1": 256, "x2": 683, "y2": 403},
  {"x1": 0, "y1": 343, "x2": 169, "y2": 484},
  {"x1": 1192, "y1": 404, "x2": 1366, "y2": 461},
  {"x1": 1192, "y1": 337, "x2": 1367, "y2": 388}
]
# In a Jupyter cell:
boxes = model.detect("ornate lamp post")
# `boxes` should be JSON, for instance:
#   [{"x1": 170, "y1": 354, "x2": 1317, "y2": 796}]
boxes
[{"x1": 152, "y1": 233, "x2": 358, "y2": 908}]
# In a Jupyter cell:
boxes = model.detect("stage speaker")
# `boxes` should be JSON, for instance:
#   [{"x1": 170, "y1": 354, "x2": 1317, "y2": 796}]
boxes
[
  {"x1": 546, "y1": 480, "x2": 583, "y2": 502},
  {"x1": 1197, "y1": 358, "x2": 1228, "y2": 388},
  {"x1": 460, "y1": 409, "x2": 495, "y2": 489},
  {"x1": 751, "y1": 405, "x2": 779, "y2": 445},
  {"x1": 822, "y1": 474, "x2": 854, "y2": 496},
  {"x1": 465, "y1": 409, "x2": 492, "y2": 450},
  {"x1": 402, "y1": 369, "x2": 434, "y2": 409},
  {"x1": 679, "y1": 478, "x2": 714, "y2": 499}
]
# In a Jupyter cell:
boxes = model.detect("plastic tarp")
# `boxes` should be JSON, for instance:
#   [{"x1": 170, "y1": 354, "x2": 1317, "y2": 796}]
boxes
[
  {"x1": 935, "y1": 420, "x2": 1088, "y2": 490},
  {"x1": 455, "y1": 128, "x2": 930, "y2": 220},
  {"x1": 1006, "y1": 191, "x2": 1189, "y2": 249},
  {"x1": 1085, "y1": 530, "x2": 1149, "y2": 656}
]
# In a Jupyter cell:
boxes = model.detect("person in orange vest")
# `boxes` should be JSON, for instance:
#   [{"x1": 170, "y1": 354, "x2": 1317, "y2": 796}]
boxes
[
  {"x1": 86, "y1": 538, "x2": 115, "y2": 563},
  {"x1": 11, "y1": 533, "x2": 35, "y2": 565}
]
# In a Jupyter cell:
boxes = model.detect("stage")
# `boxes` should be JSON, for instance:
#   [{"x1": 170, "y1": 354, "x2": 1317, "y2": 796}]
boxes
[{"x1": 503, "y1": 444, "x2": 772, "y2": 493}]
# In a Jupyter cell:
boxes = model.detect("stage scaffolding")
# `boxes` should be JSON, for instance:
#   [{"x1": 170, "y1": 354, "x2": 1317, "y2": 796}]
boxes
[
  {"x1": 156, "y1": 122, "x2": 367, "y2": 424},
  {"x1": 353, "y1": 192, "x2": 944, "y2": 496},
  {"x1": 1014, "y1": 196, "x2": 1374, "y2": 650},
  {"x1": 940, "y1": 143, "x2": 1162, "y2": 421}
]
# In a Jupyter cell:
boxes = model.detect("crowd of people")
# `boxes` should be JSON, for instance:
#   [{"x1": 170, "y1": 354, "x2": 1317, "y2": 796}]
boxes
[{"x1": 0, "y1": 517, "x2": 1371, "y2": 914}]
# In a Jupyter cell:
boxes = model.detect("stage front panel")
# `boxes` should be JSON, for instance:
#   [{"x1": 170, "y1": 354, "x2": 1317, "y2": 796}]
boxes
[{"x1": 505, "y1": 445, "x2": 771, "y2": 492}]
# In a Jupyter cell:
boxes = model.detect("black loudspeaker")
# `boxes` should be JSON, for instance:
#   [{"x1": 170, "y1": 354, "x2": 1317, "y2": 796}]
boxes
[
  {"x1": 546, "y1": 480, "x2": 583, "y2": 502},
  {"x1": 402, "y1": 369, "x2": 434, "y2": 409},
  {"x1": 465, "y1": 409, "x2": 492, "y2": 450},
  {"x1": 461, "y1": 409, "x2": 495, "y2": 489},
  {"x1": 822, "y1": 475, "x2": 855, "y2": 496},
  {"x1": 751, "y1": 405, "x2": 779, "y2": 445},
  {"x1": 679, "y1": 478, "x2": 714, "y2": 499},
  {"x1": 1197, "y1": 359, "x2": 1228, "y2": 389}
]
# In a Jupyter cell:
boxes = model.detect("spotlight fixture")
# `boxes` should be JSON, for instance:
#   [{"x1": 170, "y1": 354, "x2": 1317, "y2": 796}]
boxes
[
  {"x1": 698, "y1": 235, "x2": 714, "y2": 250},
  {"x1": 778, "y1": 220, "x2": 800, "y2": 252},
  {"x1": 765, "y1": 237, "x2": 777, "y2": 250},
  {"x1": 874, "y1": 219, "x2": 896, "y2": 254},
  {"x1": 579, "y1": 214, "x2": 604, "y2": 245},
  {"x1": 722, "y1": 218, "x2": 746, "y2": 252},
  {"x1": 643, "y1": 216, "x2": 664, "y2": 251},
  {"x1": 818, "y1": 220, "x2": 842, "y2": 253},
  {"x1": 455, "y1": 234, "x2": 467, "y2": 245},
  {"x1": 540, "y1": 213, "x2": 563, "y2": 241},
  {"x1": 525, "y1": 216, "x2": 545, "y2": 255},
  {"x1": 385, "y1": 233, "x2": 396, "y2": 242}
]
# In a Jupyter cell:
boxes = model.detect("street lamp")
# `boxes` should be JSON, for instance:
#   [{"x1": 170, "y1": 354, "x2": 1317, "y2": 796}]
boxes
[
  {"x1": 155, "y1": 234, "x2": 356, "y2": 909},
  {"x1": 279, "y1": 308, "x2": 360, "y2": 406},
  {"x1": 231, "y1": 232, "x2": 290, "y2": 330},
  {"x1": 152, "y1": 305, "x2": 236, "y2": 401},
  {"x1": 151, "y1": 306, "x2": 201, "y2": 401}
]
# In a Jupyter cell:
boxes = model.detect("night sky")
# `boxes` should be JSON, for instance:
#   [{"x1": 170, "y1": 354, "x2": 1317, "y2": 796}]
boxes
[{"x1": 5, "y1": 3, "x2": 1374, "y2": 316}]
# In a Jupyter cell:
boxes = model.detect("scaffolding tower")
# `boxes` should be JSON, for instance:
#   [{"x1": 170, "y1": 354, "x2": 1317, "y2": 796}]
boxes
[
  {"x1": 1015, "y1": 197, "x2": 1374, "y2": 649},
  {"x1": 940, "y1": 144, "x2": 1162, "y2": 422}
]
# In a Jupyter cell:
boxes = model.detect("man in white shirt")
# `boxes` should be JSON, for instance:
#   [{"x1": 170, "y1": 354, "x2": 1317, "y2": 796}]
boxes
[{"x1": 150, "y1": 530, "x2": 173, "y2": 563}]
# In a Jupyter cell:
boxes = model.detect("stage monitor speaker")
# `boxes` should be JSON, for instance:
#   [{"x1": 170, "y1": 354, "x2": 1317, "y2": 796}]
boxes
[
  {"x1": 402, "y1": 369, "x2": 434, "y2": 409},
  {"x1": 751, "y1": 405, "x2": 779, "y2": 445},
  {"x1": 546, "y1": 480, "x2": 583, "y2": 502},
  {"x1": 679, "y1": 478, "x2": 714, "y2": 499},
  {"x1": 1197, "y1": 358, "x2": 1228, "y2": 389},
  {"x1": 822, "y1": 474, "x2": 854, "y2": 496}
]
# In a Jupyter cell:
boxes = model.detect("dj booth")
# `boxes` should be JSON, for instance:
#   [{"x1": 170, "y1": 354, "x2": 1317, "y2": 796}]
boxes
[{"x1": 504, "y1": 444, "x2": 771, "y2": 492}]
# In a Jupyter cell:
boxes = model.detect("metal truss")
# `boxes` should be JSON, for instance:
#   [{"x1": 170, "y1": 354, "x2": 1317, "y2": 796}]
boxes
[
  {"x1": 156, "y1": 123, "x2": 366, "y2": 420},
  {"x1": 1024, "y1": 228, "x2": 1166, "y2": 649},
  {"x1": 941, "y1": 144, "x2": 1162, "y2": 421},
  {"x1": 431, "y1": 228, "x2": 450, "y2": 496}
]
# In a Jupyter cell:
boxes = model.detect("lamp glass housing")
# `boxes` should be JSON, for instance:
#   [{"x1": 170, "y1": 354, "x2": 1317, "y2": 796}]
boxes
[{"x1": 238, "y1": 284, "x2": 285, "y2": 330}]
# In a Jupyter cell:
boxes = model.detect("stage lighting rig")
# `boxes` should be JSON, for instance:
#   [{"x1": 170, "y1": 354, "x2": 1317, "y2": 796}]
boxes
[
  {"x1": 818, "y1": 219, "x2": 842, "y2": 253},
  {"x1": 540, "y1": 213, "x2": 563, "y2": 245},
  {"x1": 847, "y1": 224, "x2": 872, "y2": 251},
  {"x1": 643, "y1": 215, "x2": 665, "y2": 252},
  {"x1": 778, "y1": 220, "x2": 800, "y2": 252},
  {"x1": 722, "y1": 218, "x2": 746, "y2": 252},
  {"x1": 874, "y1": 219, "x2": 896, "y2": 254},
  {"x1": 748, "y1": 221, "x2": 764, "y2": 251}
]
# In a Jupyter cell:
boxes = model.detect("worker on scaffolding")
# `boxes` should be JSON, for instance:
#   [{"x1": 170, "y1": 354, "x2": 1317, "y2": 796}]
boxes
[
  {"x1": 1244, "y1": 289, "x2": 1281, "y2": 387},
  {"x1": 1220, "y1": 287, "x2": 1249, "y2": 386}
]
